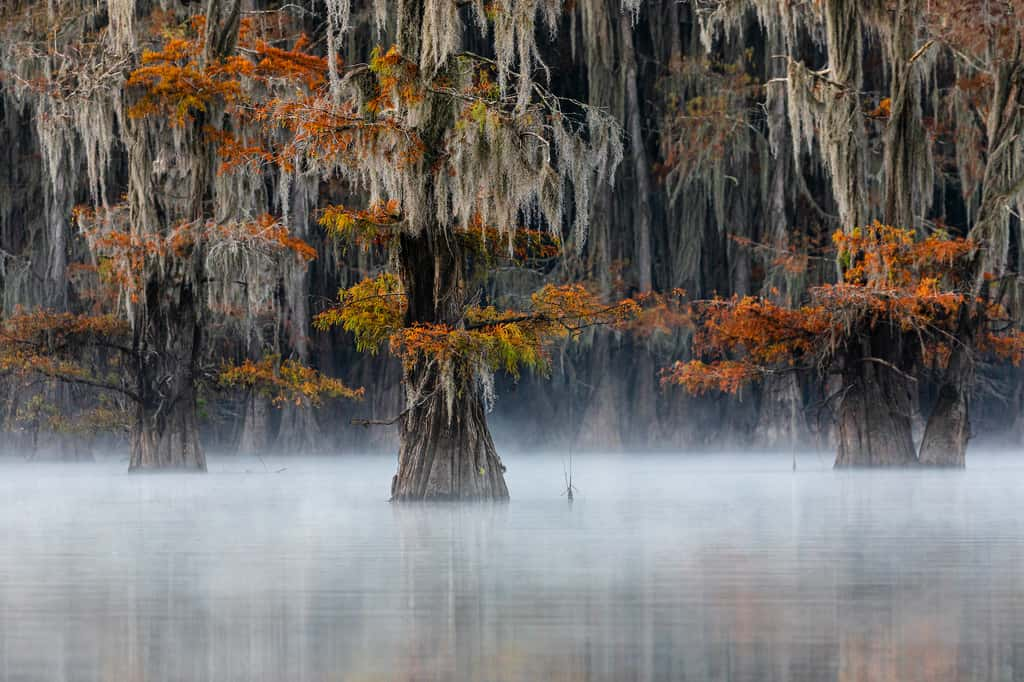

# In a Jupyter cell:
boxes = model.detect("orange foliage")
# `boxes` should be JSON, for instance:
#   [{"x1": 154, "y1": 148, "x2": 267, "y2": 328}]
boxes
[
  {"x1": 313, "y1": 273, "x2": 406, "y2": 353},
  {"x1": 868, "y1": 97, "x2": 892, "y2": 119},
  {"x1": 664, "y1": 224, "x2": 1013, "y2": 395},
  {"x1": 219, "y1": 355, "x2": 362, "y2": 407},
  {"x1": 210, "y1": 214, "x2": 318, "y2": 262},
  {"x1": 0, "y1": 309, "x2": 132, "y2": 395},
  {"x1": 11, "y1": 396, "x2": 131, "y2": 436},
  {"x1": 319, "y1": 203, "x2": 562, "y2": 263},
  {"x1": 458, "y1": 218, "x2": 562, "y2": 263},
  {"x1": 923, "y1": 1, "x2": 1024, "y2": 58},
  {"x1": 249, "y1": 35, "x2": 328, "y2": 90},
  {"x1": 264, "y1": 95, "x2": 424, "y2": 174},
  {"x1": 663, "y1": 360, "x2": 762, "y2": 395},
  {"x1": 127, "y1": 23, "x2": 250, "y2": 124},
  {"x1": 834, "y1": 221, "x2": 974, "y2": 287},
  {"x1": 365, "y1": 44, "x2": 423, "y2": 114},
  {"x1": 978, "y1": 330, "x2": 1024, "y2": 365},
  {"x1": 626, "y1": 290, "x2": 691, "y2": 337},
  {"x1": 127, "y1": 13, "x2": 329, "y2": 173}
]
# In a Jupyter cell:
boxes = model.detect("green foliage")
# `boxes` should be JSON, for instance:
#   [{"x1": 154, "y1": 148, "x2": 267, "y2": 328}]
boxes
[{"x1": 314, "y1": 273, "x2": 406, "y2": 353}]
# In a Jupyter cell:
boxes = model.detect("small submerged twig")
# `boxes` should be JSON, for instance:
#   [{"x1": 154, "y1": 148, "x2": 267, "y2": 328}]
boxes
[
  {"x1": 562, "y1": 449, "x2": 578, "y2": 501},
  {"x1": 242, "y1": 454, "x2": 286, "y2": 474}
]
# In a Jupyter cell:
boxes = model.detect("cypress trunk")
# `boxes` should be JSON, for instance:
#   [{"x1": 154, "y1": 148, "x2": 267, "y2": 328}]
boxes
[
  {"x1": 754, "y1": 374, "x2": 809, "y2": 449},
  {"x1": 834, "y1": 332, "x2": 917, "y2": 467},
  {"x1": 129, "y1": 277, "x2": 206, "y2": 472},
  {"x1": 383, "y1": 0, "x2": 508, "y2": 499},
  {"x1": 275, "y1": 404, "x2": 324, "y2": 453},
  {"x1": 130, "y1": 389, "x2": 204, "y2": 471},
  {"x1": 392, "y1": 360, "x2": 508, "y2": 501},
  {"x1": 917, "y1": 378, "x2": 969, "y2": 468},
  {"x1": 238, "y1": 392, "x2": 270, "y2": 455},
  {"x1": 917, "y1": 320, "x2": 973, "y2": 467},
  {"x1": 391, "y1": 231, "x2": 509, "y2": 500},
  {"x1": 620, "y1": 11, "x2": 653, "y2": 293},
  {"x1": 917, "y1": 52, "x2": 1024, "y2": 467}
]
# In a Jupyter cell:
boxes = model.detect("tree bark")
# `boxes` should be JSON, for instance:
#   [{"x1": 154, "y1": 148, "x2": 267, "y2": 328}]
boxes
[
  {"x1": 392, "y1": 360, "x2": 509, "y2": 501},
  {"x1": 917, "y1": 316, "x2": 973, "y2": 467},
  {"x1": 754, "y1": 374, "x2": 809, "y2": 449},
  {"x1": 237, "y1": 392, "x2": 270, "y2": 455},
  {"x1": 130, "y1": 389, "x2": 205, "y2": 470},
  {"x1": 119, "y1": 0, "x2": 245, "y2": 472},
  {"x1": 576, "y1": 332, "x2": 624, "y2": 450},
  {"x1": 274, "y1": 404, "x2": 324, "y2": 453},
  {"x1": 917, "y1": 49, "x2": 1023, "y2": 466},
  {"x1": 385, "y1": 0, "x2": 508, "y2": 499},
  {"x1": 390, "y1": 230, "x2": 509, "y2": 500},
  {"x1": 620, "y1": 11, "x2": 653, "y2": 292},
  {"x1": 834, "y1": 332, "x2": 917, "y2": 467},
  {"x1": 822, "y1": 0, "x2": 867, "y2": 232},
  {"x1": 128, "y1": 277, "x2": 206, "y2": 472},
  {"x1": 882, "y1": 0, "x2": 927, "y2": 234},
  {"x1": 917, "y1": 379, "x2": 969, "y2": 468}
]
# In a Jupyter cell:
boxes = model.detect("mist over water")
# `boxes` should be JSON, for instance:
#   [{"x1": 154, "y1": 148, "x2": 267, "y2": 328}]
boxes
[{"x1": 1, "y1": 452, "x2": 1023, "y2": 681}]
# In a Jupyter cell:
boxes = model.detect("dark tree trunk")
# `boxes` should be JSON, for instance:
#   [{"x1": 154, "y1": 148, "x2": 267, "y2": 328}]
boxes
[
  {"x1": 834, "y1": 332, "x2": 918, "y2": 467},
  {"x1": 918, "y1": 318, "x2": 973, "y2": 467},
  {"x1": 882, "y1": 0, "x2": 926, "y2": 234},
  {"x1": 381, "y1": 0, "x2": 506, "y2": 499},
  {"x1": 576, "y1": 332, "x2": 624, "y2": 450},
  {"x1": 120, "y1": 2, "x2": 245, "y2": 472},
  {"x1": 620, "y1": 11, "x2": 653, "y2": 292},
  {"x1": 129, "y1": 277, "x2": 206, "y2": 472},
  {"x1": 275, "y1": 404, "x2": 324, "y2": 453},
  {"x1": 130, "y1": 389, "x2": 204, "y2": 470},
  {"x1": 237, "y1": 392, "x2": 270, "y2": 455},
  {"x1": 392, "y1": 360, "x2": 509, "y2": 501},
  {"x1": 754, "y1": 374, "x2": 809, "y2": 449},
  {"x1": 917, "y1": 379, "x2": 969, "y2": 468},
  {"x1": 918, "y1": 51, "x2": 1024, "y2": 466},
  {"x1": 390, "y1": 230, "x2": 509, "y2": 501}
]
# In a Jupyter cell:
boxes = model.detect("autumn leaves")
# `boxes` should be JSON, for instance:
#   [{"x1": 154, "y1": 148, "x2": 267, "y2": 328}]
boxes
[{"x1": 663, "y1": 224, "x2": 1024, "y2": 397}]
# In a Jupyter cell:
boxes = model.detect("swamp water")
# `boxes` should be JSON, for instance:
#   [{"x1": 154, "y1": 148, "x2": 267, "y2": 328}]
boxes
[{"x1": 0, "y1": 452, "x2": 1022, "y2": 681}]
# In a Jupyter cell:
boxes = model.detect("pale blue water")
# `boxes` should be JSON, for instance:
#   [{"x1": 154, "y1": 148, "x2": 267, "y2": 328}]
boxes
[{"x1": 0, "y1": 452, "x2": 1022, "y2": 681}]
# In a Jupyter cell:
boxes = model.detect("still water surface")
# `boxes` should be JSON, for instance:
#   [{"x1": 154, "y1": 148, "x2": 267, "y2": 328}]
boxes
[{"x1": 0, "y1": 452, "x2": 1022, "y2": 681}]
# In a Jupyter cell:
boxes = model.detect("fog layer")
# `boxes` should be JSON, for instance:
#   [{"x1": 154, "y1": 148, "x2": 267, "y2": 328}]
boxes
[{"x1": 1, "y1": 453, "x2": 1022, "y2": 681}]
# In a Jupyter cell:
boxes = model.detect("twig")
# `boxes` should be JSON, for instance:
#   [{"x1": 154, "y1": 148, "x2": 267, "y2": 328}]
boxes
[{"x1": 860, "y1": 357, "x2": 918, "y2": 383}]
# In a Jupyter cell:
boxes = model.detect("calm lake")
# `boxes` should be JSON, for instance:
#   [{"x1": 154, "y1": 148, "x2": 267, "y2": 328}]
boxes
[{"x1": 0, "y1": 452, "x2": 1022, "y2": 681}]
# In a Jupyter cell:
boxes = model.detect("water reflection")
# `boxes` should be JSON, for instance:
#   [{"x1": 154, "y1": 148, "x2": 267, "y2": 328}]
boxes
[{"x1": 0, "y1": 454, "x2": 1022, "y2": 681}]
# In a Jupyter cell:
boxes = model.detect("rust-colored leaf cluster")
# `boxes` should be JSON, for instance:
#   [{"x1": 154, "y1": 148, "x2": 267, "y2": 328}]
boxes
[
  {"x1": 127, "y1": 16, "x2": 327, "y2": 127},
  {"x1": 219, "y1": 354, "x2": 363, "y2": 407},
  {"x1": 0, "y1": 308, "x2": 131, "y2": 396},
  {"x1": 664, "y1": 224, "x2": 1010, "y2": 395},
  {"x1": 458, "y1": 218, "x2": 562, "y2": 263},
  {"x1": 834, "y1": 222, "x2": 974, "y2": 288}
]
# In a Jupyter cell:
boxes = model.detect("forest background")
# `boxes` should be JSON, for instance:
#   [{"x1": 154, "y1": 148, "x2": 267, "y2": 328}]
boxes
[{"x1": 2, "y1": 0, "x2": 1023, "y2": 464}]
